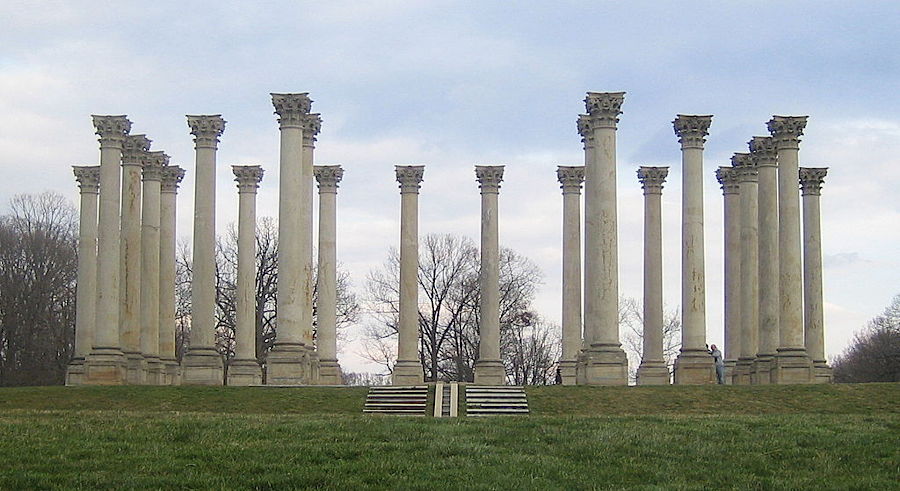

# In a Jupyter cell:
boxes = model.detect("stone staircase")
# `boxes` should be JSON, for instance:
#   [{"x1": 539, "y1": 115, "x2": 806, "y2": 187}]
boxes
[
  {"x1": 363, "y1": 386, "x2": 428, "y2": 415},
  {"x1": 433, "y1": 382, "x2": 459, "y2": 418},
  {"x1": 465, "y1": 385, "x2": 529, "y2": 416}
]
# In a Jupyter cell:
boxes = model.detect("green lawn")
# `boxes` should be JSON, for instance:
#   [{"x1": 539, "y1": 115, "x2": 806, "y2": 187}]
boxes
[{"x1": 1, "y1": 383, "x2": 898, "y2": 490}]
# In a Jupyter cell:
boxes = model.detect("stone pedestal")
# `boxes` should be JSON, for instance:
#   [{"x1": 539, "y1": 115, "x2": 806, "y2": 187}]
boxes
[
  {"x1": 314, "y1": 165, "x2": 344, "y2": 385},
  {"x1": 84, "y1": 115, "x2": 131, "y2": 385},
  {"x1": 139, "y1": 151, "x2": 167, "y2": 385},
  {"x1": 716, "y1": 166, "x2": 741, "y2": 384},
  {"x1": 473, "y1": 165, "x2": 505, "y2": 386},
  {"x1": 181, "y1": 115, "x2": 226, "y2": 386},
  {"x1": 557, "y1": 166, "x2": 584, "y2": 385},
  {"x1": 577, "y1": 92, "x2": 628, "y2": 386},
  {"x1": 673, "y1": 114, "x2": 715, "y2": 385},
  {"x1": 769, "y1": 116, "x2": 813, "y2": 384},
  {"x1": 67, "y1": 166, "x2": 101, "y2": 386},
  {"x1": 733, "y1": 153, "x2": 759, "y2": 385},
  {"x1": 159, "y1": 166, "x2": 185, "y2": 385},
  {"x1": 800, "y1": 167, "x2": 833, "y2": 383}
]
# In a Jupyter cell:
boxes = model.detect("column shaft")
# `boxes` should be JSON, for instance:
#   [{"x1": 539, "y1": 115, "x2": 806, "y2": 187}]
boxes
[
  {"x1": 67, "y1": 166, "x2": 100, "y2": 385},
  {"x1": 315, "y1": 165, "x2": 344, "y2": 385},
  {"x1": 636, "y1": 166, "x2": 670, "y2": 385},
  {"x1": 717, "y1": 166, "x2": 741, "y2": 384},
  {"x1": 735, "y1": 155, "x2": 759, "y2": 386},
  {"x1": 557, "y1": 166, "x2": 584, "y2": 385},
  {"x1": 139, "y1": 152, "x2": 166, "y2": 385},
  {"x1": 800, "y1": 167, "x2": 832, "y2": 383},
  {"x1": 393, "y1": 166, "x2": 425, "y2": 385},
  {"x1": 158, "y1": 166, "x2": 185, "y2": 385},
  {"x1": 751, "y1": 136, "x2": 779, "y2": 383},
  {"x1": 473, "y1": 166, "x2": 505, "y2": 385}
]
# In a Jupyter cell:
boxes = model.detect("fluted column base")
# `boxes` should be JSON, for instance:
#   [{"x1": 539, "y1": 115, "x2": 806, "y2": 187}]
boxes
[
  {"x1": 751, "y1": 354, "x2": 775, "y2": 384},
  {"x1": 143, "y1": 357, "x2": 163, "y2": 385},
  {"x1": 227, "y1": 359, "x2": 263, "y2": 386},
  {"x1": 124, "y1": 352, "x2": 146, "y2": 384},
  {"x1": 392, "y1": 359, "x2": 424, "y2": 385},
  {"x1": 576, "y1": 345, "x2": 628, "y2": 386},
  {"x1": 813, "y1": 361, "x2": 833, "y2": 384},
  {"x1": 636, "y1": 359, "x2": 669, "y2": 385},
  {"x1": 65, "y1": 357, "x2": 86, "y2": 386},
  {"x1": 771, "y1": 348, "x2": 814, "y2": 384},
  {"x1": 83, "y1": 348, "x2": 127, "y2": 385},
  {"x1": 557, "y1": 360, "x2": 578, "y2": 386},
  {"x1": 181, "y1": 347, "x2": 224, "y2": 385},
  {"x1": 733, "y1": 357, "x2": 754, "y2": 385},
  {"x1": 266, "y1": 343, "x2": 316, "y2": 385},
  {"x1": 673, "y1": 349, "x2": 715, "y2": 385},
  {"x1": 160, "y1": 357, "x2": 181, "y2": 385},
  {"x1": 318, "y1": 359, "x2": 343, "y2": 386},
  {"x1": 473, "y1": 359, "x2": 505, "y2": 385}
]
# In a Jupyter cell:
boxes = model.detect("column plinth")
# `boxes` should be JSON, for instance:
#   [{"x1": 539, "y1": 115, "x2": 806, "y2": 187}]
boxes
[
  {"x1": 768, "y1": 116, "x2": 814, "y2": 384},
  {"x1": 392, "y1": 166, "x2": 426, "y2": 385},
  {"x1": 576, "y1": 92, "x2": 628, "y2": 386},
  {"x1": 733, "y1": 154, "x2": 759, "y2": 385},
  {"x1": 750, "y1": 136, "x2": 778, "y2": 383},
  {"x1": 227, "y1": 165, "x2": 265, "y2": 386},
  {"x1": 717, "y1": 165, "x2": 741, "y2": 384},
  {"x1": 67, "y1": 166, "x2": 101, "y2": 386},
  {"x1": 314, "y1": 165, "x2": 344, "y2": 385},
  {"x1": 800, "y1": 167, "x2": 832, "y2": 383},
  {"x1": 557, "y1": 166, "x2": 584, "y2": 385},
  {"x1": 139, "y1": 151, "x2": 167, "y2": 385},
  {"x1": 673, "y1": 115, "x2": 716, "y2": 384},
  {"x1": 182, "y1": 115, "x2": 226, "y2": 385},
  {"x1": 159, "y1": 166, "x2": 185, "y2": 385},
  {"x1": 636, "y1": 166, "x2": 670, "y2": 385},
  {"x1": 473, "y1": 166, "x2": 506, "y2": 385},
  {"x1": 84, "y1": 115, "x2": 131, "y2": 385}
]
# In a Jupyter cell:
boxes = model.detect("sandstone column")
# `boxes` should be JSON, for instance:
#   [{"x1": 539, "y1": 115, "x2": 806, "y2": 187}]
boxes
[
  {"x1": 474, "y1": 165, "x2": 506, "y2": 385},
  {"x1": 314, "y1": 165, "x2": 344, "y2": 385},
  {"x1": 673, "y1": 114, "x2": 716, "y2": 384},
  {"x1": 268, "y1": 93, "x2": 316, "y2": 385},
  {"x1": 67, "y1": 165, "x2": 101, "y2": 386},
  {"x1": 120, "y1": 134, "x2": 151, "y2": 383},
  {"x1": 228, "y1": 165, "x2": 265, "y2": 386},
  {"x1": 393, "y1": 165, "x2": 425, "y2": 385},
  {"x1": 159, "y1": 165, "x2": 185, "y2": 385},
  {"x1": 733, "y1": 153, "x2": 759, "y2": 385},
  {"x1": 182, "y1": 115, "x2": 226, "y2": 385},
  {"x1": 636, "y1": 166, "x2": 670, "y2": 385},
  {"x1": 716, "y1": 165, "x2": 741, "y2": 384},
  {"x1": 303, "y1": 112, "x2": 323, "y2": 382},
  {"x1": 768, "y1": 116, "x2": 814, "y2": 384},
  {"x1": 139, "y1": 151, "x2": 167, "y2": 385},
  {"x1": 800, "y1": 167, "x2": 833, "y2": 383},
  {"x1": 84, "y1": 115, "x2": 131, "y2": 385},
  {"x1": 556, "y1": 166, "x2": 584, "y2": 386},
  {"x1": 749, "y1": 136, "x2": 778, "y2": 384},
  {"x1": 577, "y1": 92, "x2": 628, "y2": 386}
]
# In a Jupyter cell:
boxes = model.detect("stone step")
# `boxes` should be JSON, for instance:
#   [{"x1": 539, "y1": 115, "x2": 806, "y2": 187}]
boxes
[
  {"x1": 465, "y1": 385, "x2": 529, "y2": 417},
  {"x1": 363, "y1": 385, "x2": 429, "y2": 416}
]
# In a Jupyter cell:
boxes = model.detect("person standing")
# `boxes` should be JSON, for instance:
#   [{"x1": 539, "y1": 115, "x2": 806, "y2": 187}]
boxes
[{"x1": 709, "y1": 344, "x2": 725, "y2": 384}]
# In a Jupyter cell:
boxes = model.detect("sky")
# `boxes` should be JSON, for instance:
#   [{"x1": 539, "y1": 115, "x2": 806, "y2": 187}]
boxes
[{"x1": 2, "y1": 1, "x2": 899, "y2": 373}]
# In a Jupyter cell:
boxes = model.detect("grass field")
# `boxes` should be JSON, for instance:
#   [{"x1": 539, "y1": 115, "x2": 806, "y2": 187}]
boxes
[{"x1": 1, "y1": 383, "x2": 898, "y2": 490}]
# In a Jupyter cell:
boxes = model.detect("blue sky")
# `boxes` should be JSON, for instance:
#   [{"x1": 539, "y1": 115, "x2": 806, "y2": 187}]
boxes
[{"x1": 2, "y1": 1, "x2": 899, "y2": 372}]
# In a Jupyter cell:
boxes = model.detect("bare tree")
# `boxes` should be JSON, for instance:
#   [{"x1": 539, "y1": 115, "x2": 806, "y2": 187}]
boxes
[
  {"x1": 0, "y1": 192, "x2": 77, "y2": 386},
  {"x1": 833, "y1": 293, "x2": 900, "y2": 383},
  {"x1": 620, "y1": 296, "x2": 682, "y2": 384}
]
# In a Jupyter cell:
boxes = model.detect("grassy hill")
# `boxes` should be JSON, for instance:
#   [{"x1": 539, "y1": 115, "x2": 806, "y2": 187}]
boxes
[{"x1": 1, "y1": 383, "x2": 898, "y2": 490}]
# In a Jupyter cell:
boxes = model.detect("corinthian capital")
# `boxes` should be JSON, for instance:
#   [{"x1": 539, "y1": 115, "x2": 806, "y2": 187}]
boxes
[
  {"x1": 142, "y1": 151, "x2": 169, "y2": 181},
  {"x1": 731, "y1": 152, "x2": 758, "y2": 183},
  {"x1": 395, "y1": 165, "x2": 424, "y2": 194},
  {"x1": 121, "y1": 135, "x2": 152, "y2": 165},
  {"x1": 767, "y1": 115, "x2": 808, "y2": 149},
  {"x1": 636, "y1": 166, "x2": 669, "y2": 194},
  {"x1": 73, "y1": 166, "x2": 101, "y2": 193},
  {"x1": 314, "y1": 165, "x2": 344, "y2": 193},
  {"x1": 302, "y1": 113, "x2": 323, "y2": 146},
  {"x1": 576, "y1": 114, "x2": 595, "y2": 147},
  {"x1": 187, "y1": 115, "x2": 226, "y2": 149},
  {"x1": 799, "y1": 167, "x2": 828, "y2": 196},
  {"x1": 475, "y1": 165, "x2": 504, "y2": 194},
  {"x1": 715, "y1": 166, "x2": 741, "y2": 195},
  {"x1": 160, "y1": 166, "x2": 186, "y2": 193},
  {"x1": 557, "y1": 166, "x2": 585, "y2": 194},
  {"x1": 271, "y1": 92, "x2": 312, "y2": 128},
  {"x1": 748, "y1": 136, "x2": 778, "y2": 167},
  {"x1": 673, "y1": 115, "x2": 713, "y2": 149},
  {"x1": 232, "y1": 165, "x2": 264, "y2": 193},
  {"x1": 91, "y1": 115, "x2": 132, "y2": 148},
  {"x1": 584, "y1": 92, "x2": 625, "y2": 128}
]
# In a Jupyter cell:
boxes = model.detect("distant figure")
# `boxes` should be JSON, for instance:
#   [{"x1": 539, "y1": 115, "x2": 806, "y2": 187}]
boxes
[
  {"x1": 709, "y1": 344, "x2": 725, "y2": 384},
  {"x1": 555, "y1": 368, "x2": 563, "y2": 385}
]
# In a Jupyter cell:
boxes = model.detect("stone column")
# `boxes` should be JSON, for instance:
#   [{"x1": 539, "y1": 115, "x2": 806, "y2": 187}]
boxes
[
  {"x1": 181, "y1": 115, "x2": 226, "y2": 385},
  {"x1": 139, "y1": 151, "x2": 167, "y2": 385},
  {"x1": 228, "y1": 165, "x2": 265, "y2": 386},
  {"x1": 636, "y1": 166, "x2": 670, "y2": 385},
  {"x1": 749, "y1": 136, "x2": 778, "y2": 384},
  {"x1": 556, "y1": 166, "x2": 584, "y2": 386},
  {"x1": 474, "y1": 165, "x2": 506, "y2": 385},
  {"x1": 159, "y1": 165, "x2": 185, "y2": 385},
  {"x1": 303, "y1": 113, "x2": 322, "y2": 382},
  {"x1": 268, "y1": 93, "x2": 316, "y2": 385},
  {"x1": 800, "y1": 167, "x2": 832, "y2": 383},
  {"x1": 120, "y1": 134, "x2": 151, "y2": 384},
  {"x1": 314, "y1": 165, "x2": 344, "y2": 385},
  {"x1": 733, "y1": 153, "x2": 759, "y2": 386},
  {"x1": 673, "y1": 114, "x2": 716, "y2": 384},
  {"x1": 66, "y1": 165, "x2": 100, "y2": 386},
  {"x1": 576, "y1": 92, "x2": 628, "y2": 386},
  {"x1": 716, "y1": 165, "x2": 741, "y2": 384},
  {"x1": 84, "y1": 115, "x2": 131, "y2": 385},
  {"x1": 393, "y1": 165, "x2": 425, "y2": 385},
  {"x1": 768, "y1": 116, "x2": 814, "y2": 384}
]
